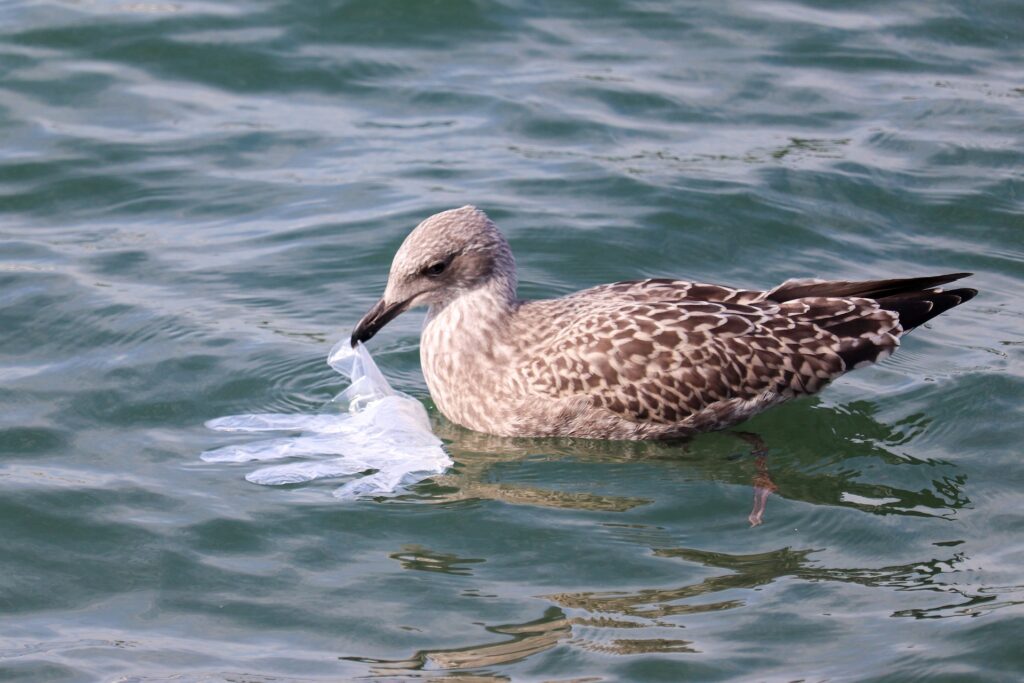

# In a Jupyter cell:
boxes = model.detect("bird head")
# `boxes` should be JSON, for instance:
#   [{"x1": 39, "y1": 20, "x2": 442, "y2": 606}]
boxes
[{"x1": 351, "y1": 205, "x2": 515, "y2": 346}]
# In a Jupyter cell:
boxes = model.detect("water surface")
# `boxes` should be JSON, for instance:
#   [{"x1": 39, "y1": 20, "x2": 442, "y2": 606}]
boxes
[{"x1": 2, "y1": 1, "x2": 1023, "y2": 681}]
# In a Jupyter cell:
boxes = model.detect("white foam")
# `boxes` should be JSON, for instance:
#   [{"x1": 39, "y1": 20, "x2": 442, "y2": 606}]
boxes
[{"x1": 201, "y1": 340, "x2": 451, "y2": 499}]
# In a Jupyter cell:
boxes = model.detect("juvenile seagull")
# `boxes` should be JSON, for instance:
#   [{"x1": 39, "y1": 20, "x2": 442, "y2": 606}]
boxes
[{"x1": 351, "y1": 206, "x2": 976, "y2": 440}]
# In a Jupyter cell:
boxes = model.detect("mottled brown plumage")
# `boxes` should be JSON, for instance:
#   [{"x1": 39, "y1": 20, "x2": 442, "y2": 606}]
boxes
[{"x1": 351, "y1": 206, "x2": 976, "y2": 440}]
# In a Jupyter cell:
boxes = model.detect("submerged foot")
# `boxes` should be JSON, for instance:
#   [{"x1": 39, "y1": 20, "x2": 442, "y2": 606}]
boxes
[{"x1": 732, "y1": 432, "x2": 777, "y2": 526}]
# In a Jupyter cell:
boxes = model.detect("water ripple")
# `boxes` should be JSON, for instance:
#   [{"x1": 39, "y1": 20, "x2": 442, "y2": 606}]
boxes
[{"x1": 1, "y1": 0, "x2": 1022, "y2": 680}]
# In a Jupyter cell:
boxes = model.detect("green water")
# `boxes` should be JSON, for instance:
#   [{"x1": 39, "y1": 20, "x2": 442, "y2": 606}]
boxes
[{"x1": 2, "y1": 1, "x2": 1023, "y2": 681}]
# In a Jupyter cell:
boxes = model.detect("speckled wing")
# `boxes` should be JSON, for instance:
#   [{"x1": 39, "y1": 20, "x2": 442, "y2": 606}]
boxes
[{"x1": 516, "y1": 279, "x2": 902, "y2": 428}]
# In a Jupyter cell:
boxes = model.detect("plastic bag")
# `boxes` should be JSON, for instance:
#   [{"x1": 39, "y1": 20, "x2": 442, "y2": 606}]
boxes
[{"x1": 201, "y1": 340, "x2": 451, "y2": 499}]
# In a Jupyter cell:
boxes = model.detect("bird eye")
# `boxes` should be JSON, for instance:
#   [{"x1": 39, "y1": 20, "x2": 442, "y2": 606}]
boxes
[{"x1": 423, "y1": 261, "x2": 447, "y2": 277}]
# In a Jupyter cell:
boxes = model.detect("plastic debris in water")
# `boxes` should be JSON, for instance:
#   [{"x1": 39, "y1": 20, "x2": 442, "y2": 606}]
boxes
[{"x1": 201, "y1": 340, "x2": 452, "y2": 499}]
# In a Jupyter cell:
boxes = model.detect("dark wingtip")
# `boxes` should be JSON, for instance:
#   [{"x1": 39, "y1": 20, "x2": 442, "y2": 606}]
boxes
[
  {"x1": 937, "y1": 272, "x2": 973, "y2": 284},
  {"x1": 878, "y1": 286, "x2": 978, "y2": 331},
  {"x1": 955, "y1": 287, "x2": 979, "y2": 303}
]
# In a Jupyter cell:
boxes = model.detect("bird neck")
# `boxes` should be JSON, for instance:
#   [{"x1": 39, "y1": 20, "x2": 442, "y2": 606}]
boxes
[{"x1": 420, "y1": 274, "x2": 520, "y2": 427}]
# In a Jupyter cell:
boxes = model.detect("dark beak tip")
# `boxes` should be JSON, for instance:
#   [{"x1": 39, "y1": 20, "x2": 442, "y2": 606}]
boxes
[
  {"x1": 350, "y1": 297, "x2": 408, "y2": 348},
  {"x1": 350, "y1": 323, "x2": 372, "y2": 347}
]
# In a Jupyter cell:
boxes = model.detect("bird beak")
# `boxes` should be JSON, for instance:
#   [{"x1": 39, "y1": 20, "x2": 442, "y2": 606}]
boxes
[{"x1": 350, "y1": 298, "x2": 410, "y2": 346}]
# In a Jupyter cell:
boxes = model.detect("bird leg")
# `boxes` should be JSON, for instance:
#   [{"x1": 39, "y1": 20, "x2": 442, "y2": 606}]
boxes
[{"x1": 732, "y1": 432, "x2": 778, "y2": 527}]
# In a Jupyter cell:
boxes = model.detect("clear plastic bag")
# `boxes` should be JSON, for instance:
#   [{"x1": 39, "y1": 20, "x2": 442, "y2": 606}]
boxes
[{"x1": 202, "y1": 340, "x2": 451, "y2": 499}]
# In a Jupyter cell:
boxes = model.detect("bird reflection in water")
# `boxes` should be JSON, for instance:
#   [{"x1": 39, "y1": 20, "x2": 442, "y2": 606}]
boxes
[
  {"x1": 426, "y1": 423, "x2": 779, "y2": 522},
  {"x1": 343, "y1": 604, "x2": 699, "y2": 677},
  {"x1": 342, "y1": 607, "x2": 572, "y2": 679},
  {"x1": 345, "y1": 544, "x2": 1008, "y2": 677},
  {"x1": 340, "y1": 401, "x2": 991, "y2": 676},
  {"x1": 421, "y1": 397, "x2": 971, "y2": 525},
  {"x1": 390, "y1": 544, "x2": 486, "y2": 576},
  {"x1": 423, "y1": 419, "x2": 782, "y2": 520},
  {"x1": 425, "y1": 423, "x2": 654, "y2": 513},
  {"x1": 549, "y1": 544, "x2": 1017, "y2": 622}
]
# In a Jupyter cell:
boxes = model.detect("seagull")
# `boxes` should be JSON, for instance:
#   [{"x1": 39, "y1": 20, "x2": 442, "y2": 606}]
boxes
[{"x1": 351, "y1": 206, "x2": 976, "y2": 440}]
